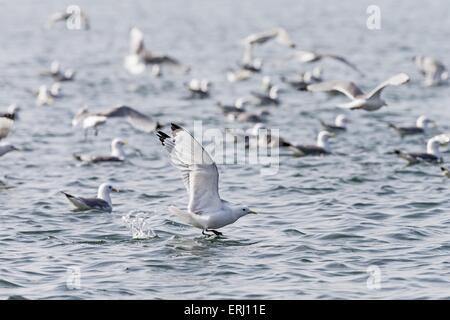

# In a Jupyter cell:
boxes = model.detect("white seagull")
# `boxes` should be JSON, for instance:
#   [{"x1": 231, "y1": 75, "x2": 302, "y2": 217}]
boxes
[
  {"x1": 61, "y1": 183, "x2": 118, "y2": 212},
  {"x1": 307, "y1": 73, "x2": 410, "y2": 111},
  {"x1": 388, "y1": 115, "x2": 435, "y2": 137},
  {"x1": 124, "y1": 27, "x2": 181, "y2": 75},
  {"x1": 394, "y1": 137, "x2": 443, "y2": 164},
  {"x1": 242, "y1": 27, "x2": 296, "y2": 48},
  {"x1": 290, "y1": 131, "x2": 335, "y2": 156},
  {"x1": 72, "y1": 105, "x2": 161, "y2": 138},
  {"x1": 320, "y1": 114, "x2": 351, "y2": 133},
  {"x1": 292, "y1": 50, "x2": 364, "y2": 75},
  {"x1": 74, "y1": 138, "x2": 127, "y2": 163},
  {"x1": 156, "y1": 123, "x2": 257, "y2": 236},
  {"x1": 413, "y1": 55, "x2": 448, "y2": 86}
]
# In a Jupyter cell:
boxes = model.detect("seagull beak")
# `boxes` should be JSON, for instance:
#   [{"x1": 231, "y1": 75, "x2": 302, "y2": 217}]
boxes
[
  {"x1": 122, "y1": 140, "x2": 128, "y2": 145},
  {"x1": 248, "y1": 209, "x2": 258, "y2": 214},
  {"x1": 112, "y1": 187, "x2": 119, "y2": 193},
  {"x1": 12, "y1": 146, "x2": 21, "y2": 151}
]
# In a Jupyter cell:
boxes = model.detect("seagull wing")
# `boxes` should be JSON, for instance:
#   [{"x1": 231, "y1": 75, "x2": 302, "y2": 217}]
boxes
[
  {"x1": 129, "y1": 27, "x2": 145, "y2": 54},
  {"x1": 365, "y1": 73, "x2": 410, "y2": 99},
  {"x1": 275, "y1": 28, "x2": 295, "y2": 47},
  {"x1": 322, "y1": 53, "x2": 364, "y2": 75},
  {"x1": 156, "y1": 123, "x2": 222, "y2": 214},
  {"x1": 100, "y1": 106, "x2": 158, "y2": 133},
  {"x1": 0, "y1": 116, "x2": 14, "y2": 140},
  {"x1": 48, "y1": 12, "x2": 70, "y2": 25},
  {"x1": 242, "y1": 29, "x2": 278, "y2": 46},
  {"x1": 62, "y1": 192, "x2": 111, "y2": 211},
  {"x1": 307, "y1": 80, "x2": 364, "y2": 99}
]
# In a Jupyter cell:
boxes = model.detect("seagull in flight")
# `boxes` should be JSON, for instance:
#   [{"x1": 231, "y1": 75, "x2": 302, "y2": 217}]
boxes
[
  {"x1": 242, "y1": 27, "x2": 296, "y2": 48},
  {"x1": 72, "y1": 105, "x2": 161, "y2": 138},
  {"x1": 292, "y1": 50, "x2": 364, "y2": 75},
  {"x1": 156, "y1": 123, "x2": 257, "y2": 236},
  {"x1": 413, "y1": 55, "x2": 448, "y2": 86},
  {"x1": 124, "y1": 27, "x2": 183, "y2": 75},
  {"x1": 307, "y1": 73, "x2": 410, "y2": 111}
]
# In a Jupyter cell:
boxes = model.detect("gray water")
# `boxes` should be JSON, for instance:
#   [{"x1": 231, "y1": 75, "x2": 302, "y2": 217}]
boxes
[{"x1": 1, "y1": 0, "x2": 450, "y2": 300}]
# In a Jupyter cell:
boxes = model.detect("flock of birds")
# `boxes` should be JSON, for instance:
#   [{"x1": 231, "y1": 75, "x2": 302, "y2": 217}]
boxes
[{"x1": 1, "y1": 6, "x2": 450, "y2": 237}]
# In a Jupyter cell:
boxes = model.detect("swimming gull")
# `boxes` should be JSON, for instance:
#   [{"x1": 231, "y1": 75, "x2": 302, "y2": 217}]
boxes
[
  {"x1": 36, "y1": 83, "x2": 62, "y2": 106},
  {"x1": 250, "y1": 86, "x2": 280, "y2": 106},
  {"x1": 41, "y1": 61, "x2": 75, "y2": 82},
  {"x1": 388, "y1": 115, "x2": 435, "y2": 137},
  {"x1": 394, "y1": 137, "x2": 443, "y2": 164},
  {"x1": 61, "y1": 183, "x2": 118, "y2": 212},
  {"x1": 185, "y1": 79, "x2": 211, "y2": 98},
  {"x1": 320, "y1": 114, "x2": 350, "y2": 133},
  {"x1": 281, "y1": 67, "x2": 323, "y2": 91},
  {"x1": 156, "y1": 123, "x2": 257, "y2": 236},
  {"x1": 307, "y1": 73, "x2": 410, "y2": 111},
  {"x1": 242, "y1": 123, "x2": 293, "y2": 149},
  {"x1": 216, "y1": 98, "x2": 249, "y2": 114},
  {"x1": 225, "y1": 109, "x2": 270, "y2": 123},
  {"x1": 74, "y1": 138, "x2": 127, "y2": 163},
  {"x1": 226, "y1": 68, "x2": 253, "y2": 82},
  {"x1": 413, "y1": 56, "x2": 448, "y2": 86},
  {"x1": 290, "y1": 131, "x2": 335, "y2": 156}
]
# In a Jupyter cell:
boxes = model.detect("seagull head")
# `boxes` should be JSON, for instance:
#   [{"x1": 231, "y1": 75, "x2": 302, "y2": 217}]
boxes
[
  {"x1": 233, "y1": 206, "x2": 258, "y2": 218},
  {"x1": 98, "y1": 183, "x2": 119, "y2": 198},
  {"x1": 317, "y1": 131, "x2": 335, "y2": 151},
  {"x1": 111, "y1": 138, "x2": 127, "y2": 158},
  {"x1": 335, "y1": 114, "x2": 350, "y2": 127},
  {"x1": 427, "y1": 138, "x2": 441, "y2": 157},
  {"x1": 416, "y1": 115, "x2": 435, "y2": 129}
]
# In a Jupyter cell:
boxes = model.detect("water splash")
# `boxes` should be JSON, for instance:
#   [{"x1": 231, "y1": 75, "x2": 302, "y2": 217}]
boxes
[{"x1": 122, "y1": 211, "x2": 157, "y2": 240}]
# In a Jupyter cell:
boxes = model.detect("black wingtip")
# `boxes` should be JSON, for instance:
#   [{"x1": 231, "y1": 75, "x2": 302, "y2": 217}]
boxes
[
  {"x1": 156, "y1": 130, "x2": 170, "y2": 145},
  {"x1": 1, "y1": 113, "x2": 15, "y2": 120},
  {"x1": 155, "y1": 122, "x2": 163, "y2": 130},
  {"x1": 170, "y1": 123, "x2": 182, "y2": 131},
  {"x1": 61, "y1": 191, "x2": 74, "y2": 198},
  {"x1": 441, "y1": 167, "x2": 447, "y2": 172},
  {"x1": 394, "y1": 150, "x2": 401, "y2": 155}
]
